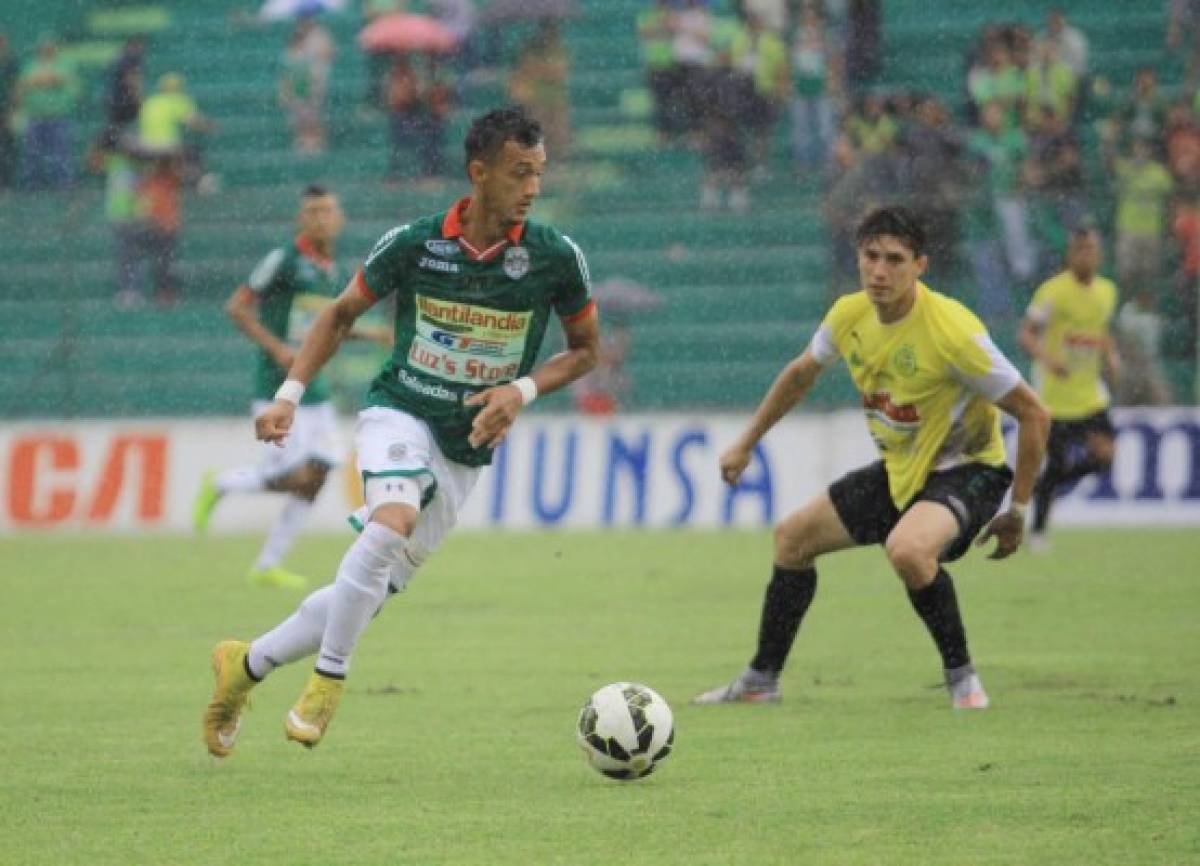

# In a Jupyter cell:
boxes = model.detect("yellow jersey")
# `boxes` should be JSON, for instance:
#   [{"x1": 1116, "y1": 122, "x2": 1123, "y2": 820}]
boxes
[
  {"x1": 1026, "y1": 271, "x2": 1117, "y2": 420},
  {"x1": 809, "y1": 283, "x2": 1021, "y2": 508}
]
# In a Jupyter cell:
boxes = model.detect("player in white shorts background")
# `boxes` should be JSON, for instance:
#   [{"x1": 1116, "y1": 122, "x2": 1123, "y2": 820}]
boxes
[{"x1": 192, "y1": 185, "x2": 383, "y2": 589}]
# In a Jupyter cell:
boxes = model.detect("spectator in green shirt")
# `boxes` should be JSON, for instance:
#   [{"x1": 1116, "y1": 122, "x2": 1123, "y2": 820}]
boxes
[
  {"x1": 87, "y1": 126, "x2": 144, "y2": 307},
  {"x1": 730, "y1": 12, "x2": 788, "y2": 174},
  {"x1": 16, "y1": 39, "x2": 79, "y2": 190},
  {"x1": 138, "y1": 73, "x2": 205, "y2": 152},
  {"x1": 968, "y1": 38, "x2": 1024, "y2": 127},
  {"x1": 967, "y1": 101, "x2": 1036, "y2": 313},
  {"x1": 138, "y1": 72, "x2": 212, "y2": 186},
  {"x1": 1113, "y1": 136, "x2": 1174, "y2": 295},
  {"x1": 1113, "y1": 67, "x2": 1168, "y2": 151},
  {"x1": 638, "y1": 0, "x2": 681, "y2": 143},
  {"x1": 1024, "y1": 39, "x2": 1077, "y2": 126},
  {"x1": 788, "y1": 2, "x2": 838, "y2": 174}
]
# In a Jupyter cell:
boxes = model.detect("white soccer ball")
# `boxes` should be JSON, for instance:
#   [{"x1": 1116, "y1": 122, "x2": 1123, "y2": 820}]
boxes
[{"x1": 576, "y1": 682, "x2": 674, "y2": 780}]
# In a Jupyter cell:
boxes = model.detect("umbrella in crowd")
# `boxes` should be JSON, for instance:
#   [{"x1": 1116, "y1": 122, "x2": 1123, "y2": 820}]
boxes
[
  {"x1": 358, "y1": 13, "x2": 460, "y2": 55},
  {"x1": 481, "y1": 0, "x2": 579, "y2": 24},
  {"x1": 259, "y1": 0, "x2": 346, "y2": 21}
]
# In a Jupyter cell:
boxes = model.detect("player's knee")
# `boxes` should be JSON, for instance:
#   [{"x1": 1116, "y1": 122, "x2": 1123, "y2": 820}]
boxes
[
  {"x1": 884, "y1": 534, "x2": 936, "y2": 586},
  {"x1": 371, "y1": 502, "x2": 419, "y2": 536},
  {"x1": 1091, "y1": 437, "x2": 1116, "y2": 470},
  {"x1": 773, "y1": 520, "x2": 816, "y2": 569},
  {"x1": 297, "y1": 462, "x2": 330, "y2": 501},
  {"x1": 364, "y1": 474, "x2": 425, "y2": 536}
]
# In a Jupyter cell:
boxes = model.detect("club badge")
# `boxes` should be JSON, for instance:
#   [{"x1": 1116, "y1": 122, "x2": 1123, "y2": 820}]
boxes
[{"x1": 503, "y1": 246, "x2": 529, "y2": 280}]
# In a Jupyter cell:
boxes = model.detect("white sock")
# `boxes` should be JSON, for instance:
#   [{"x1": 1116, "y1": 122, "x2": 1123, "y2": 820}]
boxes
[
  {"x1": 246, "y1": 584, "x2": 335, "y2": 680},
  {"x1": 253, "y1": 495, "x2": 313, "y2": 570},
  {"x1": 216, "y1": 466, "x2": 265, "y2": 495},
  {"x1": 316, "y1": 523, "x2": 407, "y2": 678}
]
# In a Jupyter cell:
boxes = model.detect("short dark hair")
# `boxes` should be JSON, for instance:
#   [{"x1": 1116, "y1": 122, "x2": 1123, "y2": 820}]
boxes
[
  {"x1": 302, "y1": 183, "x2": 330, "y2": 199},
  {"x1": 855, "y1": 206, "x2": 927, "y2": 258},
  {"x1": 463, "y1": 106, "x2": 543, "y2": 174}
]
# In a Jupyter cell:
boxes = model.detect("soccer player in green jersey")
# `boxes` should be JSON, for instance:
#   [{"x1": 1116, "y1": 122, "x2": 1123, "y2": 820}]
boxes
[
  {"x1": 202, "y1": 107, "x2": 600, "y2": 756},
  {"x1": 192, "y1": 185, "x2": 361, "y2": 590}
]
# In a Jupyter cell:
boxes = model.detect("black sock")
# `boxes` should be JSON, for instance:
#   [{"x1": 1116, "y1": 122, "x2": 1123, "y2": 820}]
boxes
[
  {"x1": 907, "y1": 568, "x2": 970, "y2": 671},
  {"x1": 1034, "y1": 453, "x2": 1109, "y2": 533},
  {"x1": 1058, "y1": 453, "x2": 1107, "y2": 486},
  {"x1": 748, "y1": 565, "x2": 817, "y2": 676}
]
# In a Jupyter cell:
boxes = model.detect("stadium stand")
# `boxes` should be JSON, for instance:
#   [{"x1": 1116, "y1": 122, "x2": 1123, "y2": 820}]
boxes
[{"x1": 0, "y1": 0, "x2": 1189, "y2": 418}]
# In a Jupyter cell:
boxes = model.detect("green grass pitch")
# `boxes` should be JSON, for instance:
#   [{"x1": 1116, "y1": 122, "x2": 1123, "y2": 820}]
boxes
[{"x1": 1, "y1": 529, "x2": 1197, "y2": 865}]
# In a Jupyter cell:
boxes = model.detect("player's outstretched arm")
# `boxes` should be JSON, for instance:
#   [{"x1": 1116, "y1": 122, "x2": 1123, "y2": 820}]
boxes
[
  {"x1": 465, "y1": 306, "x2": 600, "y2": 449},
  {"x1": 977, "y1": 382, "x2": 1050, "y2": 559},
  {"x1": 721, "y1": 350, "x2": 823, "y2": 486},
  {"x1": 256, "y1": 276, "x2": 376, "y2": 445},
  {"x1": 1103, "y1": 329, "x2": 1122, "y2": 387}
]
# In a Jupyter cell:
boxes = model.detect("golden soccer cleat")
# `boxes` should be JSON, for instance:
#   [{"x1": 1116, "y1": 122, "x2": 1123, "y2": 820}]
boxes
[
  {"x1": 285, "y1": 671, "x2": 345, "y2": 748},
  {"x1": 202, "y1": 640, "x2": 257, "y2": 757}
]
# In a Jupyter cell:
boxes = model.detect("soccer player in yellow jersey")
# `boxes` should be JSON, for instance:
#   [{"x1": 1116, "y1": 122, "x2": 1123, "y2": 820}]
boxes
[
  {"x1": 1019, "y1": 228, "x2": 1121, "y2": 548},
  {"x1": 694, "y1": 206, "x2": 1049, "y2": 710}
]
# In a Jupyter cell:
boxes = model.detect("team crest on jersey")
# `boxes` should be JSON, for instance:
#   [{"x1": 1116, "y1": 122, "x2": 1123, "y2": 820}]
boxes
[
  {"x1": 503, "y1": 245, "x2": 529, "y2": 280},
  {"x1": 892, "y1": 344, "x2": 918, "y2": 378},
  {"x1": 425, "y1": 239, "x2": 460, "y2": 258}
]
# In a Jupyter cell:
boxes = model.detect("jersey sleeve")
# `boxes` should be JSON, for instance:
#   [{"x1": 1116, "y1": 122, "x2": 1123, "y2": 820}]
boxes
[
  {"x1": 808, "y1": 323, "x2": 839, "y2": 364},
  {"x1": 807, "y1": 298, "x2": 849, "y2": 365},
  {"x1": 361, "y1": 223, "x2": 411, "y2": 301},
  {"x1": 1025, "y1": 279, "x2": 1055, "y2": 325},
  {"x1": 247, "y1": 248, "x2": 287, "y2": 295},
  {"x1": 553, "y1": 234, "x2": 594, "y2": 320},
  {"x1": 949, "y1": 330, "x2": 1023, "y2": 401}
]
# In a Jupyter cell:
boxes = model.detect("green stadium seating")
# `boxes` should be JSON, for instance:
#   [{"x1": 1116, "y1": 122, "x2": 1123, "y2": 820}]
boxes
[{"x1": 0, "y1": 0, "x2": 1192, "y2": 417}]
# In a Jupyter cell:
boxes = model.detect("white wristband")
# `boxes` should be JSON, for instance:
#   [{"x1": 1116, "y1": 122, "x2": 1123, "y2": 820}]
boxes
[
  {"x1": 275, "y1": 379, "x2": 305, "y2": 405},
  {"x1": 512, "y1": 376, "x2": 538, "y2": 406},
  {"x1": 1010, "y1": 501, "x2": 1029, "y2": 520}
]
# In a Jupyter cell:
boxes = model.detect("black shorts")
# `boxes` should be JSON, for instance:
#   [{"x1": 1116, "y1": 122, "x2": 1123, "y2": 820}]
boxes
[
  {"x1": 828, "y1": 461, "x2": 1014, "y2": 563},
  {"x1": 1048, "y1": 409, "x2": 1115, "y2": 456}
]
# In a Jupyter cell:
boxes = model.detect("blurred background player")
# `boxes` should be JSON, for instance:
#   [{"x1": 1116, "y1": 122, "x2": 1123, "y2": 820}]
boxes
[
  {"x1": 202, "y1": 107, "x2": 600, "y2": 756},
  {"x1": 694, "y1": 206, "x2": 1049, "y2": 711},
  {"x1": 1019, "y1": 227, "x2": 1121, "y2": 550},
  {"x1": 193, "y1": 185, "x2": 360, "y2": 589}
]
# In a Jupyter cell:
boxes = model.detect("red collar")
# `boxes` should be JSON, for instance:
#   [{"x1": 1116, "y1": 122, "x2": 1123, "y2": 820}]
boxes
[
  {"x1": 441, "y1": 196, "x2": 525, "y2": 262},
  {"x1": 295, "y1": 233, "x2": 334, "y2": 269}
]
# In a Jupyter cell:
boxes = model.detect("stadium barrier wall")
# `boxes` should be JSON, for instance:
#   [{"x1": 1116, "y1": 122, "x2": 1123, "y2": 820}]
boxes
[{"x1": 2, "y1": 409, "x2": 1199, "y2": 533}]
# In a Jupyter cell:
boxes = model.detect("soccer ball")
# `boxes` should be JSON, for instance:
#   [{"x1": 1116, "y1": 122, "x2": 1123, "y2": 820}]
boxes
[{"x1": 576, "y1": 682, "x2": 674, "y2": 780}]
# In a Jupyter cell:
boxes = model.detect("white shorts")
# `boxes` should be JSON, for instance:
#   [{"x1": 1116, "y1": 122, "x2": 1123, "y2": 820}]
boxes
[
  {"x1": 252, "y1": 399, "x2": 344, "y2": 481},
  {"x1": 351, "y1": 406, "x2": 482, "y2": 585}
]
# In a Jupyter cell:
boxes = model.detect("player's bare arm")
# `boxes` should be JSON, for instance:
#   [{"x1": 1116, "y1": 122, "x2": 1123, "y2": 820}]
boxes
[
  {"x1": 465, "y1": 306, "x2": 600, "y2": 449},
  {"x1": 1018, "y1": 316, "x2": 1068, "y2": 378},
  {"x1": 1103, "y1": 329, "x2": 1122, "y2": 385},
  {"x1": 256, "y1": 275, "x2": 375, "y2": 445},
  {"x1": 226, "y1": 285, "x2": 296, "y2": 372},
  {"x1": 721, "y1": 349, "x2": 824, "y2": 486},
  {"x1": 977, "y1": 382, "x2": 1050, "y2": 559}
]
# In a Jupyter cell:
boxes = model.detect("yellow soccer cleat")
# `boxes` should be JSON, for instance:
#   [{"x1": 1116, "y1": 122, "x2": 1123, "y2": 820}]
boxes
[
  {"x1": 285, "y1": 671, "x2": 345, "y2": 748},
  {"x1": 202, "y1": 640, "x2": 257, "y2": 758},
  {"x1": 192, "y1": 471, "x2": 222, "y2": 535},
  {"x1": 246, "y1": 566, "x2": 308, "y2": 590}
]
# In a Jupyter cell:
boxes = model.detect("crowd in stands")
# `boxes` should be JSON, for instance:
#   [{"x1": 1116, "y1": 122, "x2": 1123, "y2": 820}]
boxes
[
  {"x1": 2, "y1": 2, "x2": 1200, "y2": 400},
  {"x1": 636, "y1": 1, "x2": 1199, "y2": 401}
]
